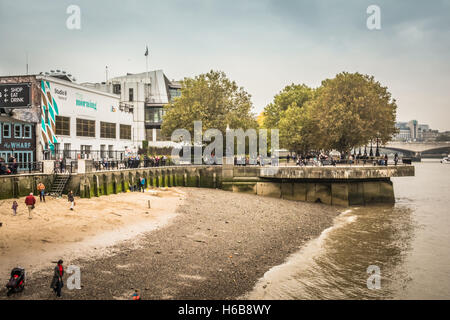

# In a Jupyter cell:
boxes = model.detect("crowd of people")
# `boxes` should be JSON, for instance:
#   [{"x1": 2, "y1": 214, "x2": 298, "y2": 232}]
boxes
[
  {"x1": 0, "y1": 156, "x2": 19, "y2": 175},
  {"x1": 291, "y1": 152, "x2": 400, "y2": 167},
  {"x1": 93, "y1": 155, "x2": 170, "y2": 171},
  {"x1": 231, "y1": 152, "x2": 401, "y2": 167}
]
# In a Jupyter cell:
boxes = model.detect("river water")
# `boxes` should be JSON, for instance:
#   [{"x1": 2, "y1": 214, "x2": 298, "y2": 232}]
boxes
[{"x1": 246, "y1": 160, "x2": 450, "y2": 299}]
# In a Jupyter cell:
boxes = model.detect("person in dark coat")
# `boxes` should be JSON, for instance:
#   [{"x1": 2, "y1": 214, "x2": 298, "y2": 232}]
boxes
[
  {"x1": 68, "y1": 191, "x2": 75, "y2": 210},
  {"x1": 50, "y1": 260, "x2": 64, "y2": 297}
]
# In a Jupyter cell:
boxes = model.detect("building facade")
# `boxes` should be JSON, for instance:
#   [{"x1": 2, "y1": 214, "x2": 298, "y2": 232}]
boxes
[
  {"x1": 40, "y1": 76, "x2": 135, "y2": 160},
  {"x1": 0, "y1": 73, "x2": 137, "y2": 164},
  {"x1": 83, "y1": 70, "x2": 181, "y2": 148}
]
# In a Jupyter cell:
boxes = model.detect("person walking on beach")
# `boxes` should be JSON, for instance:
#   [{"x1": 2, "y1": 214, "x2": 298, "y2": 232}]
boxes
[
  {"x1": 68, "y1": 191, "x2": 75, "y2": 211},
  {"x1": 37, "y1": 182, "x2": 46, "y2": 202},
  {"x1": 12, "y1": 200, "x2": 18, "y2": 216},
  {"x1": 50, "y1": 260, "x2": 64, "y2": 298},
  {"x1": 25, "y1": 193, "x2": 36, "y2": 219},
  {"x1": 140, "y1": 177, "x2": 146, "y2": 192}
]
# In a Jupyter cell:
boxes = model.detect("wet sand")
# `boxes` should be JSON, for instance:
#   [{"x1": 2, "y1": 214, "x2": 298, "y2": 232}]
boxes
[{"x1": 0, "y1": 188, "x2": 339, "y2": 300}]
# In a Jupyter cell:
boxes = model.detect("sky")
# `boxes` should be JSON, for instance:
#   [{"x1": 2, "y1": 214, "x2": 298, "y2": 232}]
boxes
[{"x1": 1, "y1": 0, "x2": 449, "y2": 131}]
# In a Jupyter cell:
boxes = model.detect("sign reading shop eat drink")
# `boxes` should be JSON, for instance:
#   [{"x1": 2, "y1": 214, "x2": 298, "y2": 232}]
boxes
[{"x1": 0, "y1": 83, "x2": 31, "y2": 108}]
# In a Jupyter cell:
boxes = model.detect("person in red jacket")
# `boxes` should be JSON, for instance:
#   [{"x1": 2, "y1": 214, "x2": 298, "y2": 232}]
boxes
[{"x1": 25, "y1": 193, "x2": 36, "y2": 219}]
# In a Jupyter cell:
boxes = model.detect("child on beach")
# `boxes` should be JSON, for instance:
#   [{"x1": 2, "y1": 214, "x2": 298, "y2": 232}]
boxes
[
  {"x1": 12, "y1": 201, "x2": 18, "y2": 216},
  {"x1": 132, "y1": 289, "x2": 141, "y2": 300}
]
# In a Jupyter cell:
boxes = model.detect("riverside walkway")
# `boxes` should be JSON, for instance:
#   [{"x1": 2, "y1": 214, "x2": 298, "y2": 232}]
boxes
[{"x1": 0, "y1": 162, "x2": 414, "y2": 206}]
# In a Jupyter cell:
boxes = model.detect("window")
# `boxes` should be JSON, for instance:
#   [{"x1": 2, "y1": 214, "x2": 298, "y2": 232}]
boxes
[
  {"x1": 14, "y1": 124, "x2": 22, "y2": 138},
  {"x1": 145, "y1": 107, "x2": 164, "y2": 123},
  {"x1": 64, "y1": 143, "x2": 71, "y2": 159},
  {"x1": 100, "y1": 144, "x2": 106, "y2": 158},
  {"x1": 55, "y1": 116, "x2": 70, "y2": 136},
  {"x1": 54, "y1": 143, "x2": 60, "y2": 154},
  {"x1": 108, "y1": 145, "x2": 114, "y2": 158},
  {"x1": 113, "y1": 84, "x2": 121, "y2": 94},
  {"x1": 76, "y1": 119, "x2": 95, "y2": 137},
  {"x1": 100, "y1": 122, "x2": 116, "y2": 139},
  {"x1": 24, "y1": 125, "x2": 32, "y2": 139},
  {"x1": 129, "y1": 88, "x2": 134, "y2": 102},
  {"x1": 120, "y1": 124, "x2": 131, "y2": 140},
  {"x1": 2, "y1": 123, "x2": 11, "y2": 138}
]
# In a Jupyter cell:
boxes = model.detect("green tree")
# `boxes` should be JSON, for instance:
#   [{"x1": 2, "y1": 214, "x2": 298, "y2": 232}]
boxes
[
  {"x1": 312, "y1": 72, "x2": 398, "y2": 153},
  {"x1": 161, "y1": 70, "x2": 257, "y2": 139},
  {"x1": 278, "y1": 102, "x2": 321, "y2": 154},
  {"x1": 262, "y1": 84, "x2": 314, "y2": 129}
]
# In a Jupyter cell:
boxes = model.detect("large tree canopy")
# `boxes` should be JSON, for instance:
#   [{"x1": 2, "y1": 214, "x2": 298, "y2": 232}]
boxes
[
  {"x1": 278, "y1": 103, "x2": 321, "y2": 154},
  {"x1": 313, "y1": 72, "x2": 398, "y2": 153},
  {"x1": 161, "y1": 70, "x2": 257, "y2": 139},
  {"x1": 272, "y1": 72, "x2": 398, "y2": 154},
  {"x1": 262, "y1": 84, "x2": 315, "y2": 129}
]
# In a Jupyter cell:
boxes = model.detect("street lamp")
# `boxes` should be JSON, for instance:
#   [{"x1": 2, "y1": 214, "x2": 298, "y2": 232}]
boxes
[{"x1": 375, "y1": 137, "x2": 380, "y2": 157}]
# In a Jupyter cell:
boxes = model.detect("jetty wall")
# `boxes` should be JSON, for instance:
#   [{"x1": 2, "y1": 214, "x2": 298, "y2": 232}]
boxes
[{"x1": 0, "y1": 165, "x2": 415, "y2": 206}]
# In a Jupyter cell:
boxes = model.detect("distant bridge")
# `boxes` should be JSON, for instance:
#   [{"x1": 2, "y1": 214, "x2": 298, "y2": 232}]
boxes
[{"x1": 383, "y1": 142, "x2": 450, "y2": 157}]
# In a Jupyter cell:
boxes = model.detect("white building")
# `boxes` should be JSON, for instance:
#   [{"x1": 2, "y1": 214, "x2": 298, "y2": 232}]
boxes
[
  {"x1": 82, "y1": 70, "x2": 181, "y2": 148},
  {"x1": 39, "y1": 76, "x2": 136, "y2": 160}
]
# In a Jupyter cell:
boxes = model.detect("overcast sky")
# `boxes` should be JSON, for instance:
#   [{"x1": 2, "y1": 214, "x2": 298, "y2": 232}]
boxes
[{"x1": 1, "y1": 0, "x2": 449, "y2": 131}]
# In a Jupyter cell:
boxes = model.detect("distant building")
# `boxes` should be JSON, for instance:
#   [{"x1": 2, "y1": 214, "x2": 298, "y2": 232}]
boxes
[
  {"x1": 393, "y1": 120, "x2": 435, "y2": 142},
  {"x1": 83, "y1": 70, "x2": 182, "y2": 148}
]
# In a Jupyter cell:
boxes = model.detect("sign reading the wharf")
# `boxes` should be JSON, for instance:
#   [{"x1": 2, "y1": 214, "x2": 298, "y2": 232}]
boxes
[
  {"x1": 3, "y1": 142, "x2": 32, "y2": 150},
  {"x1": 0, "y1": 83, "x2": 31, "y2": 108}
]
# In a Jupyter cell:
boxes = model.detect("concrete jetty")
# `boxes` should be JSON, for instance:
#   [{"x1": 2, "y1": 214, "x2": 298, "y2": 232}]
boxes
[{"x1": 0, "y1": 164, "x2": 414, "y2": 206}]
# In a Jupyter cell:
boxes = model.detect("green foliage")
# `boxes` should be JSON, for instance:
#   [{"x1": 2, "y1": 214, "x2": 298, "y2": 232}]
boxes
[
  {"x1": 161, "y1": 70, "x2": 258, "y2": 140},
  {"x1": 313, "y1": 72, "x2": 397, "y2": 152},
  {"x1": 262, "y1": 84, "x2": 315, "y2": 129},
  {"x1": 278, "y1": 103, "x2": 321, "y2": 154},
  {"x1": 267, "y1": 72, "x2": 398, "y2": 153}
]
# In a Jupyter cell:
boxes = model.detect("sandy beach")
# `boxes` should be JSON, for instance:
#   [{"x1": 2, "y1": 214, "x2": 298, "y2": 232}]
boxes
[
  {"x1": 0, "y1": 189, "x2": 183, "y2": 275},
  {"x1": 0, "y1": 188, "x2": 339, "y2": 300}
]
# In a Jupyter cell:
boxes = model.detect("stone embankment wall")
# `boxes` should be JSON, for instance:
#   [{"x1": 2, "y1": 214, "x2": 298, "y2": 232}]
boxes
[
  {"x1": 0, "y1": 174, "x2": 53, "y2": 200},
  {"x1": 0, "y1": 165, "x2": 415, "y2": 206}
]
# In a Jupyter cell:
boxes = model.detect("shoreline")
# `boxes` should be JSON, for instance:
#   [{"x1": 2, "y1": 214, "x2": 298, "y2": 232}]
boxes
[{"x1": 1, "y1": 188, "x2": 339, "y2": 300}]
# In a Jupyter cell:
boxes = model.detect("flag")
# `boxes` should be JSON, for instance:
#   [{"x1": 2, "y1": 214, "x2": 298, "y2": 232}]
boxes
[{"x1": 144, "y1": 45, "x2": 149, "y2": 57}]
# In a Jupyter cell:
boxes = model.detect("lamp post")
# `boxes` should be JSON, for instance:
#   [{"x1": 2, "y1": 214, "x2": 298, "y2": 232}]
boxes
[
  {"x1": 375, "y1": 136, "x2": 380, "y2": 157},
  {"x1": 369, "y1": 140, "x2": 373, "y2": 157}
]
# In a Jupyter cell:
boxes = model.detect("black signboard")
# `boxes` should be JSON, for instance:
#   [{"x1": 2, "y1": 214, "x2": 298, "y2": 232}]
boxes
[{"x1": 0, "y1": 83, "x2": 31, "y2": 108}]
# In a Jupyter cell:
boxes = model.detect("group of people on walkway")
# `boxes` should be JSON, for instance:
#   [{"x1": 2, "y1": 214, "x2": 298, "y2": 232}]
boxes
[
  {"x1": 0, "y1": 156, "x2": 19, "y2": 175},
  {"x1": 127, "y1": 155, "x2": 169, "y2": 168}
]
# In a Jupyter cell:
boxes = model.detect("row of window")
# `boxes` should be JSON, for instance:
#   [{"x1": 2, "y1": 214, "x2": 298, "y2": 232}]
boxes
[
  {"x1": 1, "y1": 123, "x2": 32, "y2": 139},
  {"x1": 55, "y1": 116, "x2": 132, "y2": 140}
]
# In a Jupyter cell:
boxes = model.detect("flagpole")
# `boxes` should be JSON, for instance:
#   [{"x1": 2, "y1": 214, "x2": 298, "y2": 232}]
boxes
[{"x1": 145, "y1": 45, "x2": 149, "y2": 81}]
